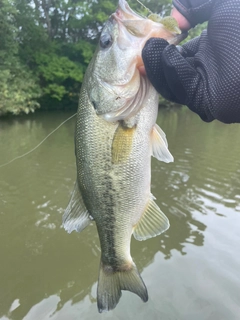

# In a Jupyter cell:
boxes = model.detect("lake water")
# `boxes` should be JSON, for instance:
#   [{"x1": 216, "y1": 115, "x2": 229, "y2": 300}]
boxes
[{"x1": 0, "y1": 108, "x2": 240, "y2": 320}]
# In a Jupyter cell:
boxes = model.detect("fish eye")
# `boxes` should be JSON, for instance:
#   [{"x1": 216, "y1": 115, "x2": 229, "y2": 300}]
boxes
[{"x1": 100, "y1": 33, "x2": 113, "y2": 49}]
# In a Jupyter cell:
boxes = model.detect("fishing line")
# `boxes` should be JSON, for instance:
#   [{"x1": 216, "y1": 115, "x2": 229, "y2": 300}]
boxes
[
  {"x1": 0, "y1": 112, "x2": 77, "y2": 168},
  {"x1": 135, "y1": 0, "x2": 153, "y2": 14}
]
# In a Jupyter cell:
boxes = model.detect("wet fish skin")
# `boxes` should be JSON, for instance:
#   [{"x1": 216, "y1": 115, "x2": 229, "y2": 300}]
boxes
[{"x1": 63, "y1": 0, "x2": 184, "y2": 313}]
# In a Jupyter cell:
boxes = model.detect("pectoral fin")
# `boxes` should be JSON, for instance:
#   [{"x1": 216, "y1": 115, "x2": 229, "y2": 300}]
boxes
[
  {"x1": 112, "y1": 124, "x2": 135, "y2": 164},
  {"x1": 151, "y1": 124, "x2": 174, "y2": 163},
  {"x1": 133, "y1": 195, "x2": 169, "y2": 241},
  {"x1": 62, "y1": 181, "x2": 92, "y2": 233}
]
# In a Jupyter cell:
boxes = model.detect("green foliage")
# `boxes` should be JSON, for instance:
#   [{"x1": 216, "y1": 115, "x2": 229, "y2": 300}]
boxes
[
  {"x1": 32, "y1": 39, "x2": 95, "y2": 107},
  {"x1": 0, "y1": 0, "x2": 207, "y2": 116},
  {"x1": 0, "y1": 64, "x2": 41, "y2": 115},
  {"x1": 181, "y1": 22, "x2": 207, "y2": 45},
  {"x1": 35, "y1": 52, "x2": 84, "y2": 101},
  {"x1": 0, "y1": 0, "x2": 41, "y2": 116},
  {"x1": 128, "y1": 0, "x2": 172, "y2": 16}
]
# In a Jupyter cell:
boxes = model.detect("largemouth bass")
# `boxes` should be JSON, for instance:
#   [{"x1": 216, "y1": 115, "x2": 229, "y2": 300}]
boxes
[{"x1": 63, "y1": 0, "x2": 184, "y2": 313}]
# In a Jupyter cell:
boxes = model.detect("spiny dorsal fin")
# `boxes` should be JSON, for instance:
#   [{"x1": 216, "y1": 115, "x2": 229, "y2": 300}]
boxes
[
  {"x1": 62, "y1": 181, "x2": 92, "y2": 233},
  {"x1": 133, "y1": 195, "x2": 170, "y2": 241},
  {"x1": 151, "y1": 124, "x2": 174, "y2": 163},
  {"x1": 112, "y1": 124, "x2": 136, "y2": 164}
]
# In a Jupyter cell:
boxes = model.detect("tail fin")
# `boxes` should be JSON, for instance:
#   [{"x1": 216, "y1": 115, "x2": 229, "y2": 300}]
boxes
[{"x1": 97, "y1": 261, "x2": 148, "y2": 313}]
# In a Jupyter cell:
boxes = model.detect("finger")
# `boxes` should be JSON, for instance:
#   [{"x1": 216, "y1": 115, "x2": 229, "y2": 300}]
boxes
[{"x1": 171, "y1": 7, "x2": 191, "y2": 31}]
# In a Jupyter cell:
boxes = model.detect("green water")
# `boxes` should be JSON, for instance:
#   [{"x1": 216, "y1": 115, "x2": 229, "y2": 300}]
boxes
[{"x1": 0, "y1": 108, "x2": 240, "y2": 320}]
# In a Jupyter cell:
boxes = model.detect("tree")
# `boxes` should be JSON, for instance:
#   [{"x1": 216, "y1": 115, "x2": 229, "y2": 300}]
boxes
[
  {"x1": 0, "y1": 0, "x2": 41, "y2": 115},
  {"x1": 15, "y1": 0, "x2": 98, "y2": 109},
  {"x1": 13, "y1": 0, "x2": 174, "y2": 110},
  {"x1": 0, "y1": 0, "x2": 205, "y2": 116}
]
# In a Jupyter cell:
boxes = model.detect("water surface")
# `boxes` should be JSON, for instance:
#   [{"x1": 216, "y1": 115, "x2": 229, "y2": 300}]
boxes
[{"x1": 0, "y1": 108, "x2": 240, "y2": 320}]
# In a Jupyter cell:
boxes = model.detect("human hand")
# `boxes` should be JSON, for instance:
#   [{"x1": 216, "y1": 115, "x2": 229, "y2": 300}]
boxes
[
  {"x1": 171, "y1": 7, "x2": 191, "y2": 31},
  {"x1": 142, "y1": 0, "x2": 240, "y2": 123},
  {"x1": 139, "y1": 8, "x2": 189, "y2": 76}
]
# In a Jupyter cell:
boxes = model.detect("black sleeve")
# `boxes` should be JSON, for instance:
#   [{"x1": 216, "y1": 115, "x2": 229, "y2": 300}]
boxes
[
  {"x1": 142, "y1": 0, "x2": 240, "y2": 124},
  {"x1": 173, "y1": 0, "x2": 216, "y2": 27}
]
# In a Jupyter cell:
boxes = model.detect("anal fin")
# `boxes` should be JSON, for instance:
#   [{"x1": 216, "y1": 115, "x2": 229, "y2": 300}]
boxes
[
  {"x1": 62, "y1": 181, "x2": 92, "y2": 233},
  {"x1": 133, "y1": 195, "x2": 170, "y2": 241}
]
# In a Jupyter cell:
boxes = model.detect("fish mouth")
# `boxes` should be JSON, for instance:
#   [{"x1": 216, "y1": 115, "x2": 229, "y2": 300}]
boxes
[
  {"x1": 95, "y1": 0, "x2": 186, "y2": 122},
  {"x1": 114, "y1": 0, "x2": 144, "y2": 21},
  {"x1": 95, "y1": 0, "x2": 149, "y2": 122},
  {"x1": 114, "y1": 0, "x2": 188, "y2": 46},
  {"x1": 112, "y1": 1, "x2": 147, "y2": 40},
  {"x1": 97, "y1": 3, "x2": 149, "y2": 122}
]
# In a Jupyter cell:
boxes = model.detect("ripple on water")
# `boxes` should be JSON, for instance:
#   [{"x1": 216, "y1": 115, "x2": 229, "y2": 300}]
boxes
[{"x1": 0, "y1": 110, "x2": 240, "y2": 319}]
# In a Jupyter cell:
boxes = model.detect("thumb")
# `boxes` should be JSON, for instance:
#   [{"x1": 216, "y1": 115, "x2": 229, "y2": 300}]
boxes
[{"x1": 142, "y1": 38, "x2": 175, "y2": 101}]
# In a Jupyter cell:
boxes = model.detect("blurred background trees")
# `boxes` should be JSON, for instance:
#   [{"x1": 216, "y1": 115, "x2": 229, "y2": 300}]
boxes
[{"x1": 0, "y1": 0, "x2": 205, "y2": 116}]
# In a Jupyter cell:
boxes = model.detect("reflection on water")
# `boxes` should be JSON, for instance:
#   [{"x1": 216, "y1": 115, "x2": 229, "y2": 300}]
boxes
[{"x1": 0, "y1": 109, "x2": 240, "y2": 320}]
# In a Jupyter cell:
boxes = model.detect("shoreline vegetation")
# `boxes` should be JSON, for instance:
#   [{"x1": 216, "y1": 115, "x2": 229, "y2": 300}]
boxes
[{"x1": 0, "y1": 0, "x2": 205, "y2": 117}]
